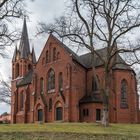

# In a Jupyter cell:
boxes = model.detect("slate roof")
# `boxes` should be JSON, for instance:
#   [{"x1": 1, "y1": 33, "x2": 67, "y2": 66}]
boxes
[
  {"x1": 17, "y1": 70, "x2": 33, "y2": 87},
  {"x1": 52, "y1": 35, "x2": 132, "y2": 70},
  {"x1": 1, "y1": 112, "x2": 9, "y2": 117},
  {"x1": 112, "y1": 54, "x2": 132, "y2": 70},
  {"x1": 79, "y1": 47, "x2": 132, "y2": 70},
  {"x1": 79, "y1": 94, "x2": 103, "y2": 104}
]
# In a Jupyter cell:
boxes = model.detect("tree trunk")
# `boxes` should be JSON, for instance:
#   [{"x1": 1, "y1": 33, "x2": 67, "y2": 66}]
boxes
[
  {"x1": 102, "y1": 105, "x2": 109, "y2": 127},
  {"x1": 101, "y1": 68, "x2": 110, "y2": 127},
  {"x1": 91, "y1": 52, "x2": 110, "y2": 127},
  {"x1": 101, "y1": 87, "x2": 109, "y2": 127}
]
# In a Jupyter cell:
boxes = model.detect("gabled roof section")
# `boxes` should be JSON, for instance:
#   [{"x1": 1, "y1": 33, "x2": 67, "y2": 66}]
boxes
[
  {"x1": 112, "y1": 54, "x2": 132, "y2": 70},
  {"x1": 79, "y1": 94, "x2": 103, "y2": 104},
  {"x1": 50, "y1": 34, "x2": 88, "y2": 68},
  {"x1": 79, "y1": 47, "x2": 133, "y2": 70},
  {"x1": 19, "y1": 18, "x2": 30, "y2": 59},
  {"x1": 17, "y1": 70, "x2": 33, "y2": 87}
]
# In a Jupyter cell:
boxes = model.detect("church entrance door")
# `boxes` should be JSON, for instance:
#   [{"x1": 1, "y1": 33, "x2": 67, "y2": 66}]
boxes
[
  {"x1": 56, "y1": 107, "x2": 63, "y2": 121},
  {"x1": 38, "y1": 109, "x2": 43, "y2": 121}
]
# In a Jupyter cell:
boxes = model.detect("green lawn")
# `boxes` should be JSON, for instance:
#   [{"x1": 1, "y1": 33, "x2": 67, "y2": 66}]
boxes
[{"x1": 0, "y1": 123, "x2": 140, "y2": 140}]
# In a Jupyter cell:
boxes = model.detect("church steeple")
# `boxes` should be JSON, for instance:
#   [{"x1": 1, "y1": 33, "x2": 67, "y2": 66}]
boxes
[
  {"x1": 12, "y1": 18, "x2": 36, "y2": 79},
  {"x1": 19, "y1": 18, "x2": 30, "y2": 59}
]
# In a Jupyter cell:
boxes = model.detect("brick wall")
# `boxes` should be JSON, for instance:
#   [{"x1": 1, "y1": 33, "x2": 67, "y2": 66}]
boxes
[{"x1": 11, "y1": 35, "x2": 139, "y2": 124}]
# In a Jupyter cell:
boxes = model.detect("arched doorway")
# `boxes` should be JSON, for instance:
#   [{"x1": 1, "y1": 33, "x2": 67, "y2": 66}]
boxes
[
  {"x1": 56, "y1": 107, "x2": 63, "y2": 121},
  {"x1": 55, "y1": 101, "x2": 63, "y2": 121},
  {"x1": 38, "y1": 109, "x2": 43, "y2": 121}
]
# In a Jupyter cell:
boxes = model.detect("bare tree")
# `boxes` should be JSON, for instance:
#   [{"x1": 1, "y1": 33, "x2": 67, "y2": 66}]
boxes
[
  {"x1": 0, "y1": 0, "x2": 35, "y2": 57},
  {"x1": 0, "y1": 0, "x2": 25, "y2": 106},
  {"x1": 39, "y1": 0, "x2": 140, "y2": 127},
  {"x1": 0, "y1": 79, "x2": 11, "y2": 105},
  {"x1": 0, "y1": 0, "x2": 34, "y2": 104}
]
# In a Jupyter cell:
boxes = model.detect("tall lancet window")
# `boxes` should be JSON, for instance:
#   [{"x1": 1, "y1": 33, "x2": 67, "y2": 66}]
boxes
[
  {"x1": 16, "y1": 63, "x2": 19, "y2": 78},
  {"x1": 48, "y1": 68, "x2": 55, "y2": 91},
  {"x1": 59, "y1": 72, "x2": 63, "y2": 91},
  {"x1": 121, "y1": 79, "x2": 128, "y2": 108},
  {"x1": 20, "y1": 91, "x2": 24, "y2": 111},
  {"x1": 49, "y1": 98, "x2": 52, "y2": 111},
  {"x1": 40, "y1": 77, "x2": 44, "y2": 94},
  {"x1": 46, "y1": 50, "x2": 49, "y2": 63},
  {"x1": 92, "y1": 75, "x2": 99, "y2": 92},
  {"x1": 28, "y1": 64, "x2": 32, "y2": 71},
  {"x1": 53, "y1": 48, "x2": 56, "y2": 61}
]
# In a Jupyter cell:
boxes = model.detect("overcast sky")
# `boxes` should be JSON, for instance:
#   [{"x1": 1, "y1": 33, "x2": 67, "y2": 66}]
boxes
[
  {"x1": 0, "y1": 0, "x2": 66, "y2": 115},
  {"x1": 0, "y1": 0, "x2": 140, "y2": 115}
]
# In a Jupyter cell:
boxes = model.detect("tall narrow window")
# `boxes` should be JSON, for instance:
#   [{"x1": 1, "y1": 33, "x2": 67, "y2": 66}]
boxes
[
  {"x1": 42, "y1": 58, "x2": 45, "y2": 65},
  {"x1": 49, "y1": 98, "x2": 52, "y2": 111},
  {"x1": 59, "y1": 72, "x2": 63, "y2": 91},
  {"x1": 57, "y1": 52, "x2": 60, "y2": 59},
  {"x1": 96, "y1": 109, "x2": 101, "y2": 121},
  {"x1": 92, "y1": 76, "x2": 99, "y2": 92},
  {"x1": 46, "y1": 50, "x2": 49, "y2": 63},
  {"x1": 53, "y1": 48, "x2": 56, "y2": 61},
  {"x1": 27, "y1": 92, "x2": 30, "y2": 111},
  {"x1": 16, "y1": 63, "x2": 19, "y2": 78},
  {"x1": 12, "y1": 67, "x2": 14, "y2": 79},
  {"x1": 28, "y1": 64, "x2": 32, "y2": 71},
  {"x1": 121, "y1": 79, "x2": 128, "y2": 108},
  {"x1": 40, "y1": 77, "x2": 44, "y2": 94},
  {"x1": 20, "y1": 92, "x2": 24, "y2": 111},
  {"x1": 48, "y1": 69, "x2": 55, "y2": 91},
  {"x1": 83, "y1": 109, "x2": 89, "y2": 117}
]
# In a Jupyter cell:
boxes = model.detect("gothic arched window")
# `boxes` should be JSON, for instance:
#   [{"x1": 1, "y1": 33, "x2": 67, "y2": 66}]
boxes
[
  {"x1": 53, "y1": 48, "x2": 56, "y2": 61},
  {"x1": 121, "y1": 79, "x2": 127, "y2": 103},
  {"x1": 20, "y1": 92, "x2": 24, "y2": 111},
  {"x1": 48, "y1": 69, "x2": 55, "y2": 91},
  {"x1": 57, "y1": 52, "x2": 60, "y2": 59},
  {"x1": 40, "y1": 77, "x2": 44, "y2": 94},
  {"x1": 49, "y1": 98, "x2": 52, "y2": 111},
  {"x1": 46, "y1": 50, "x2": 49, "y2": 63},
  {"x1": 59, "y1": 72, "x2": 63, "y2": 90},
  {"x1": 28, "y1": 64, "x2": 32, "y2": 71},
  {"x1": 92, "y1": 75, "x2": 99, "y2": 92}
]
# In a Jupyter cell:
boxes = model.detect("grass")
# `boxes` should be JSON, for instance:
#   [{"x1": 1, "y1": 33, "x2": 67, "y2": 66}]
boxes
[{"x1": 0, "y1": 123, "x2": 140, "y2": 140}]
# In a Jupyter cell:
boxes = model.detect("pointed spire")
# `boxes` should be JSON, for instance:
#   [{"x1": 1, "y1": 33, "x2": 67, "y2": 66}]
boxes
[
  {"x1": 32, "y1": 46, "x2": 36, "y2": 64},
  {"x1": 12, "y1": 45, "x2": 17, "y2": 62},
  {"x1": 19, "y1": 17, "x2": 30, "y2": 59}
]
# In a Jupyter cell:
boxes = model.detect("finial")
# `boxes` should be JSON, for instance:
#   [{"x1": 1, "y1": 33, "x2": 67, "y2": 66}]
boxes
[{"x1": 32, "y1": 44, "x2": 36, "y2": 64}]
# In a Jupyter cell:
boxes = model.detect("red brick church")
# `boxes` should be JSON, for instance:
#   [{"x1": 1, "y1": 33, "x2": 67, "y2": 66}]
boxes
[{"x1": 11, "y1": 19, "x2": 140, "y2": 124}]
